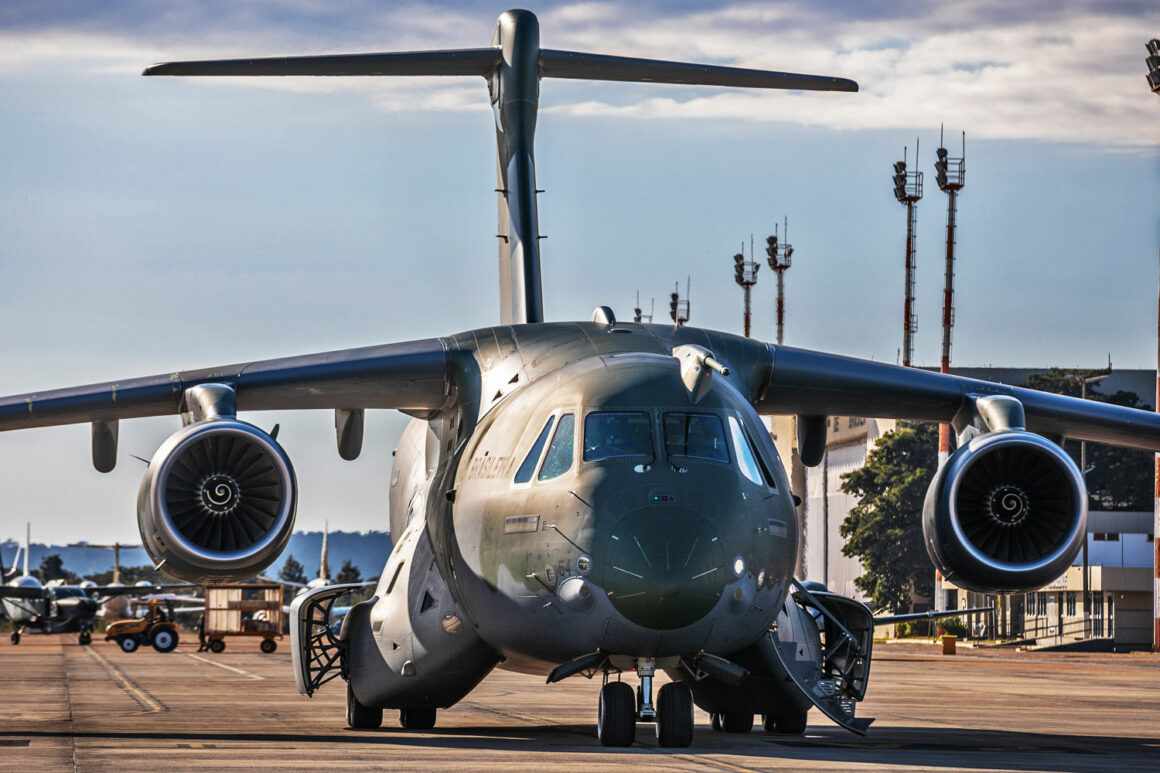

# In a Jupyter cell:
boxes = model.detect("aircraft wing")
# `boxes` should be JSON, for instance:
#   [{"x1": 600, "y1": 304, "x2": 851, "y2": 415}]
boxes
[
  {"x1": 86, "y1": 585, "x2": 201, "y2": 599},
  {"x1": 757, "y1": 345, "x2": 1160, "y2": 452},
  {"x1": 0, "y1": 586, "x2": 47, "y2": 600},
  {"x1": 0, "y1": 338, "x2": 454, "y2": 435},
  {"x1": 873, "y1": 606, "x2": 994, "y2": 626}
]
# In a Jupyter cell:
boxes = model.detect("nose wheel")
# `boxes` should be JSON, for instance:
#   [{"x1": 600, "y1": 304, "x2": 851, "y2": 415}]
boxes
[{"x1": 596, "y1": 659, "x2": 694, "y2": 748}]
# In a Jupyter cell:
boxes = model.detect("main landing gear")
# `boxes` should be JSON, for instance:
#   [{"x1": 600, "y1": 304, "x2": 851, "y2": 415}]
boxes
[
  {"x1": 344, "y1": 682, "x2": 437, "y2": 732},
  {"x1": 10, "y1": 628, "x2": 22, "y2": 646},
  {"x1": 596, "y1": 658, "x2": 694, "y2": 748}
]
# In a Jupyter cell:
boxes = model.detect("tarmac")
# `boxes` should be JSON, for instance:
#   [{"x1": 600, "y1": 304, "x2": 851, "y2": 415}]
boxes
[{"x1": 0, "y1": 635, "x2": 1157, "y2": 772}]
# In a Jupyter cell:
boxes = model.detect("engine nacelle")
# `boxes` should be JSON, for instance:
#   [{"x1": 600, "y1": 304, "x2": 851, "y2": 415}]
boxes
[
  {"x1": 137, "y1": 419, "x2": 297, "y2": 582},
  {"x1": 923, "y1": 430, "x2": 1086, "y2": 593}
]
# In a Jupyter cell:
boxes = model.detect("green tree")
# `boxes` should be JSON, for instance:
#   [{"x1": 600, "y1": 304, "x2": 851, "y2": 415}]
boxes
[
  {"x1": 279, "y1": 554, "x2": 308, "y2": 585},
  {"x1": 335, "y1": 559, "x2": 362, "y2": 584},
  {"x1": 1025, "y1": 371, "x2": 1151, "y2": 511},
  {"x1": 839, "y1": 422, "x2": 937, "y2": 612},
  {"x1": 35, "y1": 554, "x2": 80, "y2": 584}
]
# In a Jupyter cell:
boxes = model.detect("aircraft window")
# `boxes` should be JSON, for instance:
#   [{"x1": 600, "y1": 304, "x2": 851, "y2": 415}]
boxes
[
  {"x1": 53, "y1": 587, "x2": 85, "y2": 598},
  {"x1": 583, "y1": 412, "x2": 654, "y2": 462},
  {"x1": 539, "y1": 414, "x2": 576, "y2": 480},
  {"x1": 728, "y1": 416, "x2": 766, "y2": 486},
  {"x1": 664, "y1": 413, "x2": 729, "y2": 463},
  {"x1": 514, "y1": 416, "x2": 555, "y2": 483}
]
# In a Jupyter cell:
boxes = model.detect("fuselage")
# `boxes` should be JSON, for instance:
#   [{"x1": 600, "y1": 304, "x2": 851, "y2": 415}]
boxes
[
  {"x1": 3, "y1": 579, "x2": 99, "y2": 633},
  {"x1": 382, "y1": 321, "x2": 797, "y2": 672}
]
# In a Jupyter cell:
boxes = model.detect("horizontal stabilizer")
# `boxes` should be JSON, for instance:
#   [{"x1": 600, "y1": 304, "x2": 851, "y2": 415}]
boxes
[
  {"x1": 143, "y1": 48, "x2": 501, "y2": 77},
  {"x1": 540, "y1": 48, "x2": 857, "y2": 92}
]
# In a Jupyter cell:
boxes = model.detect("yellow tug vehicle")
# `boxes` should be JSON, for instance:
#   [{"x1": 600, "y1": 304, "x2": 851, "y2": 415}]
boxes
[{"x1": 104, "y1": 599, "x2": 180, "y2": 653}]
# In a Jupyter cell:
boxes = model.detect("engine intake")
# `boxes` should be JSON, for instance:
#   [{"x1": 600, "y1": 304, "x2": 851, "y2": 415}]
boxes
[
  {"x1": 923, "y1": 430, "x2": 1086, "y2": 593},
  {"x1": 138, "y1": 419, "x2": 297, "y2": 582}
]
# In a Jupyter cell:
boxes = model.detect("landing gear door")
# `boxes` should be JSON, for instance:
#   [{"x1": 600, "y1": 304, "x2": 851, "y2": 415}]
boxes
[{"x1": 762, "y1": 592, "x2": 875, "y2": 735}]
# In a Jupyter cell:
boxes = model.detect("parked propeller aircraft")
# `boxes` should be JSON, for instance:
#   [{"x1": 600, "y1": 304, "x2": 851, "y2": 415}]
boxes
[
  {"x1": 1, "y1": 8, "x2": 1158, "y2": 749},
  {"x1": 1, "y1": 525, "x2": 197, "y2": 645}
]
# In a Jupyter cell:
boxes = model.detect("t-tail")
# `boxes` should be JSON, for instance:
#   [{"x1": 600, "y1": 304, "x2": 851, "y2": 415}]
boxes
[
  {"x1": 319, "y1": 519, "x2": 330, "y2": 582},
  {"x1": 143, "y1": 8, "x2": 857, "y2": 325}
]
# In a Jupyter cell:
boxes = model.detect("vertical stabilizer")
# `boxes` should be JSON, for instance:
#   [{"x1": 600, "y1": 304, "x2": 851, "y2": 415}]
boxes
[
  {"x1": 320, "y1": 520, "x2": 330, "y2": 582},
  {"x1": 142, "y1": 9, "x2": 856, "y2": 327}
]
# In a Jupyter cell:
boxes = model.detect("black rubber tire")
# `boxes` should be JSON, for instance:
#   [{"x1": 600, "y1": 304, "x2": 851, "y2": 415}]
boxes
[
  {"x1": 260, "y1": 638, "x2": 277, "y2": 654},
  {"x1": 78, "y1": 631, "x2": 92, "y2": 646},
  {"x1": 346, "y1": 682, "x2": 383, "y2": 730},
  {"x1": 10, "y1": 632, "x2": 21, "y2": 646},
  {"x1": 151, "y1": 628, "x2": 178, "y2": 653},
  {"x1": 711, "y1": 712, "x2": 723, "y2": 732},
  {"x1": 655, "y1": 682, "x2": 694, "y2": 748},
  {"x1": 399, "y1": 707, "x2": 437, "y2": 730},
  {"x1": 596, "y1": 682, "x2": 636, "y2": 747},
  {"x1": 721, "y1": 711, "x2": 754, "y2": 734},
  {"x1": 208, "y1": 639, "x2": 225, "y2": 654},
  {"x1": 766, "y1": 709, "x2": 808, "y2": 735},
  {"x1": 118, "y1": 636, "x2": 139, "y2": 654}
]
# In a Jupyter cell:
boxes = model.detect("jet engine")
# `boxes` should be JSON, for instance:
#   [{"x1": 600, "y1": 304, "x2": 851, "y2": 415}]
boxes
[
  {"x1": 923, "y1": 430, "x2": 1086, "y2": 593},
  {"x1": 137, "y1": 419, "x2": 297, "y2": 582}
]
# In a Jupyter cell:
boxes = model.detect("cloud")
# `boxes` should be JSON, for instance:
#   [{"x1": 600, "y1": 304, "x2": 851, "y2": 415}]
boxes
[{"x1": 1, "y1": 1, "x2": 1157, "y2": 145}]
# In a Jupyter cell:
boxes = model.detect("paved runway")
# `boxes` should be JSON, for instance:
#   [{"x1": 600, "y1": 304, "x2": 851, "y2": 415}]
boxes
[{"x1": 0, "y1": 635, "x2": 1157, "y2": 771}]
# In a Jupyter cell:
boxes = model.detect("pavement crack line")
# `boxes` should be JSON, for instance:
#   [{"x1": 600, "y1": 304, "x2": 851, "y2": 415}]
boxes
[
  {"x1": 83, "y1": 646, "x2": 165, "y2": 713},
  {"x1": 185, "y1": 653, "x2": 264, "y2": 680}
]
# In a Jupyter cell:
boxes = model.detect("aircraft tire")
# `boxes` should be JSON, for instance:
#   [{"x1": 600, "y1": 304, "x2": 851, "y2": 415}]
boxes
[
  {"x1": 151, "y1": 628, "x2": 178, "y2": 653},
  {"x1": 346, "y1": 682, "x2": 383, "y2": 730},
  {"x1": 78, "y1": 631, "x2": 92, "y2": 646},
  {"x1": 710, "y1": 712, "x2": 723, "y2": 731},
  {"x1": 596, "y1": 682, "x2": 636, "y2": 747},
  {"x1": 260, "y1": 638, "x2": 277, "y2": 654},
  {"x1": 10, "y1": 632, "x2": 20, "y2": 645},
  {"x1": 764, "y1": 710, "x2": 807, "y2": 735},
  {"x1": 721, "y1": 710, "x2": 754, "y2": 733},
  {"x1": 209, "y1": 639, "x2": 225, "y2": 654},
  {"x1": 655, "y1": 682, "x2": 694, "y2": 748},
  {"x1": 118, "y1": 636, "x2": 140, "y2": 654},
  {"x1": 399, "y1": 707, "x2": 437, "y2": 730}
]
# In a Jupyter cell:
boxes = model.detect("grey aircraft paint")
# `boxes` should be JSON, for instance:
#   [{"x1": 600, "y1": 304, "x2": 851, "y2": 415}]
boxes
[{"x1": 3, "y1": 7, "x2": 1160, "y2": 748}]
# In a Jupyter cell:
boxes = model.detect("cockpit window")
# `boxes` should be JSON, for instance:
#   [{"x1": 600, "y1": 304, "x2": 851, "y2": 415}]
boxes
[
  {"x1": 539, "y1": 413, "x2": 575, "y2": 480},
  {"x1": 728, "y1": 416, "x2": 768, "y2": 486},
  {"x1": 664, "y1": 413, "x2": 729, "y2": 463},
  {"x1": 514, "y1": 416, "x2": 554, "y2": 483},
  {"x1": 583, "y1": 412, "x2": 654, "y2": 462}
]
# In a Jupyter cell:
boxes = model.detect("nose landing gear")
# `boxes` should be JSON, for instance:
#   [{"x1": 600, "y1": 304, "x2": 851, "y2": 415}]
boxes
[{"x1": 596, "y1": 658, "x2": 694, "y2": 748}]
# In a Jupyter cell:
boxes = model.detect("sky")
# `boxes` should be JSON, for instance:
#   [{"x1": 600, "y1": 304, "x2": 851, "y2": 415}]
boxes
[{"x1": 0, "y1": 1, "x2": 1158, "y2": 544}]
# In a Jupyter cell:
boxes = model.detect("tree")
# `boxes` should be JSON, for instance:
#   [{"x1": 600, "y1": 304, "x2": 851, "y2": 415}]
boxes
[
  {"x1": 839, "y1": 422, "x2": 937, "y2": 612},
  {"x1": 35, "y1": 554, "x2": 80, "y2": 584},
  {"x1": 1025, "y1": 371, "x2": 1151, "y2": 511},
  {"x1": 335, "y1": 559, "x2": 362, "y2": 584},
  {"x1": 279, "y1": 554, "x2": 308, "y2": 585}
]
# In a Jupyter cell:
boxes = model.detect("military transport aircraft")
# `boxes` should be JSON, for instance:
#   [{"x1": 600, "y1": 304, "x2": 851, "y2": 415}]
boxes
[
  {"x1": 1, "y1": 8, "x2": 1157, "y2": 749},
  {"x1": 1, "y1": 524, "x2": 196, "y2": 645}
]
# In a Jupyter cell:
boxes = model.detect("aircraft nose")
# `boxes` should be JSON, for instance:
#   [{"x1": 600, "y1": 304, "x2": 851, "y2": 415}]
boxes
[{"x1": 603, "y1": 506, "x2": 727, "y2": 630}]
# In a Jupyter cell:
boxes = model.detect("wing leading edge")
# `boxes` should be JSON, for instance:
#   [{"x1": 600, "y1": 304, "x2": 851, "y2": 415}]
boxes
[
  {"x1": 0, "y1": 337, "x2": 454, "y2": 432},
  {"x1": 757, "y1": 345, "x2": 1160, "y2": 453}
]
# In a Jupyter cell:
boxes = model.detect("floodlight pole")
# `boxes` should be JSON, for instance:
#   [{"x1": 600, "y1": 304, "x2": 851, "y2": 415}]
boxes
[
  {"x1": 935, "y1": 129, "x2": 966, "y2": 467},
  {"x1": 893, "y1": 140, "x2": 923, "y2": 367},
  {"x1": 733, "y1": 238, "x2": 760, "y2": 338},
  {"x1": 765, "y1": 217, "x2": 794, "y2": 345}
]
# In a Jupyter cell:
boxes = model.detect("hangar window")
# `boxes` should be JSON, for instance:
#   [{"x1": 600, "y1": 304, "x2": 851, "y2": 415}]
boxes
[
  {"x1": 539, "y1": 414, "x2": 576, "y2": 480},
  {"x1": 583, "y1": 412, "x2": 654, "y2": 462},
  {"x1": 514, "y1": 417, "x2": 555, "y2": 484},
  {"x1": 664, "y1": 413, "x2": 729, "y2": 464}
]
